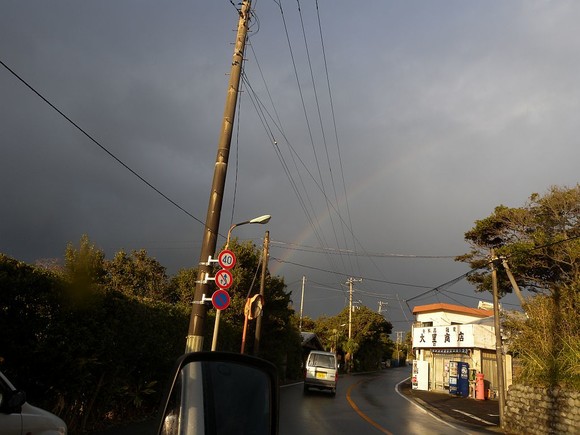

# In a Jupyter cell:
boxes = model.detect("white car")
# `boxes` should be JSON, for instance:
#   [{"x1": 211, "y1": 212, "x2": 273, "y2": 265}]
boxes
[
  {"x1": 0, "y1": 369, "x2": 67, "y2": 435},
  {"x1": 303, "y1": 350, "x2": 338, "y2": 396}
]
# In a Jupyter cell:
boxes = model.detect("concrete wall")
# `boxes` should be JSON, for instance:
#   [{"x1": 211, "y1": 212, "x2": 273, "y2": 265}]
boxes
[{"x1": 504, "y1": 384, "x2": 580, "y2": 434}]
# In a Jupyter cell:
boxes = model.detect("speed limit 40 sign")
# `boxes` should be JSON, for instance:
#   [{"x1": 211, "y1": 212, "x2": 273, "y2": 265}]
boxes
[{"x1": 218, "y1": 249, "x2": 236, "y2": 269}]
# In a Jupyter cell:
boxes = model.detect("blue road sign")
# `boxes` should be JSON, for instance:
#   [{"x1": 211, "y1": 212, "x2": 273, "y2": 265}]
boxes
[{"x1": 212, "y1": 289, "x2": 231, "y2": 310}]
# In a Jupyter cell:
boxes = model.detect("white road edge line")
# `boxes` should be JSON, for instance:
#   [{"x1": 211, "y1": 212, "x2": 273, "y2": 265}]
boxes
[
  {"x1": 395, "y1": 377, "x2": 477, "y2": 435},
  {"x1": 452, "y1": 409, "x2": 495, "y2": 425}
]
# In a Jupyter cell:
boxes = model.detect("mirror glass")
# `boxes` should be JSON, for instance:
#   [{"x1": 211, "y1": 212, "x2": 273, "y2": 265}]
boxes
[{"x1": 161, "y1": 358, "x2": 274, "y2": 435}]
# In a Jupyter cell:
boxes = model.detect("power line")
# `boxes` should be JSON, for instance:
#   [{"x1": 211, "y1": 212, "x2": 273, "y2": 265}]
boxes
[
  {"x1": 0, "y1": 59, "x2": 207, "y2": 229},
  {"x1": 271, "y1": 256, "x2": 432, "y2": 289},
  {"x1": 404, "y1": 234, "x2": 580, "y2": 309},
  {"x1": 269, "y1": 239, "x2": 457, "y2": 258}
]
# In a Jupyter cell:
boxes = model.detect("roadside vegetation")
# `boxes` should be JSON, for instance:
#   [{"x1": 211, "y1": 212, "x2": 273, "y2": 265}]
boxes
[
  {"x1": 1, "y1": 235, "x2": 397, "y2": 433},
  {"x1": 457, "y1": 184, "x2": 580, "y2": 389},
  {"x1": 6, "y1": 184, "x2": 575, "y2": 432},
  {"x1": 0, "y1": 235, "x2": 302, "y2": 432}
]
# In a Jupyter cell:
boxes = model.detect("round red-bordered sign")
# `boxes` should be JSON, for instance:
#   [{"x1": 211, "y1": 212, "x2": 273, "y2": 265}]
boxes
[
  {"x1": 218, "y1": 249, "x2": 236, "y2": 269},
  {"x1": 212, "y1": 289, "x2": 230, "y2": 310},
  {"x1": 214, "y1": 269, "x2": 233, "y2": 289}
]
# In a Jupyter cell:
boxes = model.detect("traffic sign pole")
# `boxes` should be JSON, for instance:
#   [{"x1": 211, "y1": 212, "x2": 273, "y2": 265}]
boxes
[
  {"x1": 211, "y1": 310, "x2": 222, "y2": 351},
  {"x1": 211, "y1": 272, "x2": 233, "y2": 352}
]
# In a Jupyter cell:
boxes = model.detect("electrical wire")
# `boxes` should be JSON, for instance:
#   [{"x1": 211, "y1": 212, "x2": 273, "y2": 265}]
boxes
[
  {"x1": 269, "y1": 239, "x2": 458, "y2": 258},
  {"x1": 271, "y1": 256, "x2": 432, "y2": 289},
  {"x1": 0, "y1": 59, "x2": 208, "y2": 229}
]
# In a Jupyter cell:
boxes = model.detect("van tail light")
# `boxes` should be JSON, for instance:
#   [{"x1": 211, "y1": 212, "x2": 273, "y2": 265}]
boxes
[{"x1": 335, "y1": 372, "x2": 338, "y2": 382}]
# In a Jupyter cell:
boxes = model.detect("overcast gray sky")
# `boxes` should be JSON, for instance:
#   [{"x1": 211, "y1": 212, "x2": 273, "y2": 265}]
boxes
[{"x1": 2, "y1": 1, "x2": 579, "y2": 332}]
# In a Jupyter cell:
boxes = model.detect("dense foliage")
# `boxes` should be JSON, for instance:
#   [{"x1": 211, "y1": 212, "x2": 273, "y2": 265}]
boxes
[
  {"x1": 456, "y1": 185, "x2": 580, "y2": 297},
  {"x1": 0, "y1": 235, "x2": 303, "y2": 432},
  {"x1": 457, "y1": 185, "x2": 580, "y2": 388},
  {"x1": 202, "y1": 238, "x2": 303, "y2": 379},
  {"x1": 312, "y1": 306, "x2": 393, "y2": 371},
  {"x1": 0, "y1": 249, "x2": 188, "y2": 433},
  {"x1": 503, "y1": 293, "x2": 580, "y2": 389}
]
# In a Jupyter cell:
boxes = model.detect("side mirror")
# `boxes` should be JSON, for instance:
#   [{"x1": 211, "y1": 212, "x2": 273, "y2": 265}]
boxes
[
  {"x1": 1, "y1": 389, "x2": 26, "y2": 413},
  {"x1": 157, "y1": 352, "x2": 279, "y2": 435}
]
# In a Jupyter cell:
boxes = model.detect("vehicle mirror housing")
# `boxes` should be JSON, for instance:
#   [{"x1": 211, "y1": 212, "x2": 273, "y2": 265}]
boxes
[
  {"x1": 2, "y1": 389, "x2": 26, "y2": 413},
  {"x1": 157, "y1": 351, "x2": 279, "y2": 435}
]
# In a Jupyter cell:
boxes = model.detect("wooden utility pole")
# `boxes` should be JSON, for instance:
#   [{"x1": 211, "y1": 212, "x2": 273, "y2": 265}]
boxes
[
  {"x1": 348, "y1": 278, "x2": 354, "y2": 340},
  {"x1": 347, "y1": 278, "x2": 363, "y2": 340},
  {"x1": 186, "y1": 0, "x2": 252, "y2": 353},
  {"x1": 346, "y1": 277, "x2": 361, "y2": 373},
  {"x1": 254, "y1": 230, "x2": 270, "y2": 354},
  {"x1": 491, "y1": 249, "x2": 506, "y2": 427},
  {"x1": 501, "y1": 257, "x2": 527, "y2": 308},
  {"x1": 299, "y1": 276, "x2": 306, "y2": 331}
]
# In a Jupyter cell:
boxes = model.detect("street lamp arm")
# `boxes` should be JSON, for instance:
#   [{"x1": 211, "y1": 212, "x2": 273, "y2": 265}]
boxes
[{"x1": 225, "y1": 214, "x2": 271, "y2": 249}]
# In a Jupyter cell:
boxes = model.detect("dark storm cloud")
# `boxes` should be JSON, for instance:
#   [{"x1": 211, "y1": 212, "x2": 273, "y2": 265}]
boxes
[{"x1": 2, "y1": 0, "x2": 580, "y2": 327}]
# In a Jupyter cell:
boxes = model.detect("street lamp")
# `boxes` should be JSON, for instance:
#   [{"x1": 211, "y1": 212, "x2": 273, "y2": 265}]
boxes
[
  {"x1": 211, "y1": 214, "x2": 271, "y2": 351},
  {"x1": 225, "y1": 214, "x2": 271, "y2": 249}
]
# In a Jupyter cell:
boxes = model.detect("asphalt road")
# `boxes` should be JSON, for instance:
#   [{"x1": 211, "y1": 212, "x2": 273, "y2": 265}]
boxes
[
  {"x1": 92, "y1": 367, "x2": 494, "y2": 435},
  {"x1": 280, "y1": 367, "x2": 493, "y2": 435}
]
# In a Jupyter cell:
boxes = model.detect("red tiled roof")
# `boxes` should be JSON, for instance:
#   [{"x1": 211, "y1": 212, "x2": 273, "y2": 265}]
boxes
[{"x1": 412, "y1": 302, "x2": 493, "y2": 318}]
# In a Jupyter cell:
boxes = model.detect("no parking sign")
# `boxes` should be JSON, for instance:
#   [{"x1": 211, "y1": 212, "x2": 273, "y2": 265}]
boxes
[{"x1": 212, "y1": 289, "x2": 231, "y2": 310}]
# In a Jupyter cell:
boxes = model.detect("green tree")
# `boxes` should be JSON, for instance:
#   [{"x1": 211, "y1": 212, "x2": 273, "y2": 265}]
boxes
[
  {"x1": 456, "y1": 185, "x2": 580, "y2": 297},
  {"x1": 313, "y1": 307, "x2": 392, "y2": 371},
  {"x1": 169, "y1": 266, "x2": 199, "y2": 305},
  {"x1": 297, "y1": 315, "x2": 316, "y2": 332},
  {"x1": 1, "y1": 236, "x2": 189, "y2": 432},
  {"x1": 0, "y1": 254, "x2": 64, "y2": 391},
  {"x1": 350, "y1": 306, "x2": 393, "y2": 371},
  {"x1": 105, "y1": 249, "x2": 170, "y2": 300},
  {"x1": 63, "y1": 234, "x2": 107, "y2": 306},
  {"x1": 503, "y1": 293, "x2": 579, "y2": 389},
  {"x1": 457, "y1": 185, "x2": 580, "y2": 388},
  {"x1": 207, "y1": 239, "x2": 302, "y2": 379}
]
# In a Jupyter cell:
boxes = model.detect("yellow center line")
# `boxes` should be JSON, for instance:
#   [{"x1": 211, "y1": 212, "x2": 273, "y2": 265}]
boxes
[{"x1": 346, "y1": 380, "x2": 393, "y2": 435}]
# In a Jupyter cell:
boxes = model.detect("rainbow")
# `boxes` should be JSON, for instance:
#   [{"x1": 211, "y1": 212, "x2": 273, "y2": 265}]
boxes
[{"x1": 269, "y1": 151, "x2": 413, "y2": 276}]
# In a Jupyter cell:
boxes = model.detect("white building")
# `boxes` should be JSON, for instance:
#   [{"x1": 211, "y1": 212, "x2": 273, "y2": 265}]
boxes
[{"x1": 411, "y1": 302, "x2": 512, "y2": 395}]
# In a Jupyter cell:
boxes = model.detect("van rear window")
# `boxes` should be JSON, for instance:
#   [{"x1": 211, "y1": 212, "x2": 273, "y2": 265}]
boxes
[{"x1": 310, "y1": 354, "x2": 334, "y2": 368}]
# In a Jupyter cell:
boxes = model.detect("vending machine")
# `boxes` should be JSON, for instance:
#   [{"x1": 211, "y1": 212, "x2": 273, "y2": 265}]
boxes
[
  {"x1": 412, "y1": 360, "x2": 429, "y2": 391},
  {"x1": 449, "y1": 361, "x2": 469, "y2": 397}
]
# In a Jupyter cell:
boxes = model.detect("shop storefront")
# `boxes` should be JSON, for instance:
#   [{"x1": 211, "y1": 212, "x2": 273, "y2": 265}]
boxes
[{"x1": 411, "y1": 303, "x2": 512, "y2": 396}]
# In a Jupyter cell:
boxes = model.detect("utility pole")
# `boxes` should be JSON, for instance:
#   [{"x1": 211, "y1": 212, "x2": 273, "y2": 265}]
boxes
[
  {"x1": 254, "y1": 230, "x2": 269, "y2": 354},
  {"x1": 348, "y1": 278, "x2": 353, "y2": 340},
  {"x1": 185, "y1": 0, "x2": 252, "y2": 353},
  {"x1": 491, "y1": 249, "x2": 506, "y2": 428},
  {"x1": 299, "y1": 276, "x2": 306, "y2": 331},
  {"x1": 347, "y1": 278, "x2": 362, "y2": 340},
  {"x1": 346, "y1": 278, "x2": 361, "y2": 373},
  {"x1": 396, "y1": 331, "x2": 403, "y2": 365},
  {"x1": 500, "y1": 257, "x2": 527, "y2": 308}
]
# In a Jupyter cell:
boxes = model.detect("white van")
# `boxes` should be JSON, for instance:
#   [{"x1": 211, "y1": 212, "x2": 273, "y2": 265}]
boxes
[
  {"x1": 0, "y1": 370, "x2": 67, "y2": 434},
  {"x1": 303, "y1": 351, "x2": 338, "y2": 396}
]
